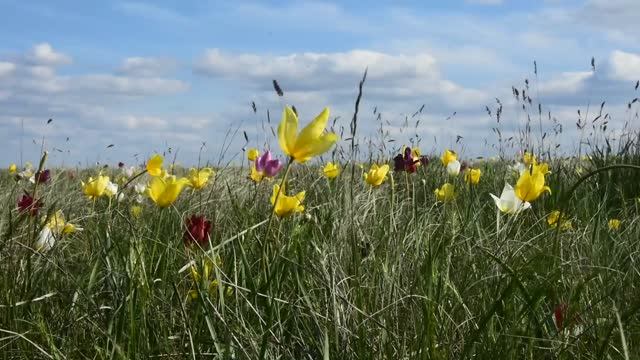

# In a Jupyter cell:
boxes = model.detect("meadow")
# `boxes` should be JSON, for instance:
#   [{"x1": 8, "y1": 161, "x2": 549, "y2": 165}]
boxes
[{"x1": 2, "y1": 84, "x2": 640, "y2": 359}]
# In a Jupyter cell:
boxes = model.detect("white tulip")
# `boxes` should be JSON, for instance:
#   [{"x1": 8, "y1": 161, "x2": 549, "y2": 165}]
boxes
[
  {"x1": 490, "y1": 183, "x2": 531, "y2": 214},
  {"x1": 446, "y1": 160, "x2": 461, "y2": 176},
  {"x1": 36, "y1": 227, "x2": 56, "y2": 252}
]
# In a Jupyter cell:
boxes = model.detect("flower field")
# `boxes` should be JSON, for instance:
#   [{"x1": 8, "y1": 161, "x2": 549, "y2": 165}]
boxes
[{"x1": 2, "y1": 105, "x2": 640, "y2": 359}]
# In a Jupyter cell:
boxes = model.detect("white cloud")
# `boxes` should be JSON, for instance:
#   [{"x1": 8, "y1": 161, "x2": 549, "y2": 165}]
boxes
[
  {"x1": 27, "y1": 43, "x2": 72, "y2": 66},
  {"x1": 0, "y1": 62, "x2": 16, "y2": 77},
  {"x1": 119, "y1": 57, "x2": 176, "y2": 77},
  {"x1": 539, "y1": 71, "x2": 593, "y2": 95},
  {"x1": 607, "y1": 50, "x2": 640, "y2": 82},
  {"x1": 195, "y1": 48, "x2": 489, "y2": 111}
]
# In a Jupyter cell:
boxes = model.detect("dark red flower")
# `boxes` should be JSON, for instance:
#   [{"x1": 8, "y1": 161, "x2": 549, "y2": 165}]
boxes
[
  {"x1": 17, "y1": 193, "x2": 42, "y2": 216},
  {"x1": 34, "y1": 169, "x2": 51, "y2": 184},
  {"x1": 184, "y1": 215, "x2": 212, "y2": 247},
  {"x1": 419, "y1": 156, "x2": 430, "y2": 166},
  {"x1": 553, "y1": 303, "x2": 567, "y2": 331},
  {"x1": 394, "y1": 146, "x2": 419, "y2": 173},
  {"x1": 118, "y1": 162, "x2": 125, "y2": 168}
]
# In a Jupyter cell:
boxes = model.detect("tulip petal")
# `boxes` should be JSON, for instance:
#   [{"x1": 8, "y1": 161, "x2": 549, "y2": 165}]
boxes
[
  {"x1": 278, "y1": 107, "x2": 298, "y2": 156},
  {"x1": 294, "y1": 108, "x2": 330, "y2": 149},
  {"x1": 292, "y1": 132, "x2": 338, "y2": 163}
]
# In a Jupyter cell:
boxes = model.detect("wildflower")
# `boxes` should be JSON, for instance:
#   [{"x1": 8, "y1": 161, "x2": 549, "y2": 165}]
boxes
[
  {"x1": 147, "y1": 175, "x2": 190, "y2": 208},
  {"x1": 490, "y1": 183, "x2": 531, "y2": 214},
  {"x1": 434, "y1": 183, "x2": 455, "y2": 202},
  {"x1": 256, "y1": 151, "x2": 283, "y2": 177},
  {"x1": 134, "y1": 183, "x2": 146, "y2": 203},
  {"x1": 118, "y1": 161, "x2": 125, "y2": 168},
  {"x1": 440, "y1": 149, "x2": 457, "y2": 167},
  {"x1": 146, "y1": 154, "x2": 164, "y2": 177},
  {"x1": 547, "y1": 210, "x2": 572, "y2": 230},
  {"x1": 188, "y1": 167, "x2": 215, "y2": 190},
  {"x1": 123, "y1": 166, "x2": 137, "y2": 178},
  {"x1": 105, "y1": 180, "x2": 118, "y2": 198},
  {"x1": 184, "y1": 215, "x2": 212, "y2": 247},
  {"x1": 8, "y1": 163, "x2": 17, "y2": 174},
  {"x1": 130, "y1": 205, "x2": 142, "y2": 219},
  {"x1": 270, "y1": 184, "x2": 305, "y2": 217},
  {"x1": 364, "y1": 164, "x2": 389, "y2": 187},
  {"x1": 36, "y1": 210, "x2": 82, "y2": 252},
  {"x1": 17, "y1": 193, "x2": 42, "y2": 216},
  {"x1": 446, "y1": 160, "x2": 461, "y2": 176},
  {"x1": 419, "y1": 156, "x2": 430, "y2": 166},
  {"x1": 608, "y1": 218, "x2": 621, "y2": 231},
  {"x1": 394, "y1": 147, "x2": 419, "y2": 173},
  {"x1": 33, "y1": 169, "x2": 51, "y2": 184},
  {"x1": 323, "y1": 162, "x2": 340, "y2": 179},
  {"x1": 465, "y1": 168, "x2": 482, "y2": 185},
  {"x1": 17, "y1": 163, "x2": 34, "y2": 181},
  {"x1": 82, "y1": 175, "x2": 110, "y2": 200},
  {"x1": 247, "y1": 148, "x2": 260, "y2": 161},
  {"x1": 514, "y1": 163, "x2": 551, "y2": 202},
  {"x1": 278, "y1": 106, "x2": 339, "y2": 163},
  {"x1": 553, "y1": 303, "x2": 568, "y2": 331}
]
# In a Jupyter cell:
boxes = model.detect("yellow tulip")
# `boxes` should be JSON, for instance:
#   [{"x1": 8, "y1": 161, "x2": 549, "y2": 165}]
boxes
[
  {"x1": 412, "y1": 147, "x2": 421, "y2": 158},
  {"x1": 278, "y1": 106, "x2": 339, "y2": 163},
  {"x1": 434, "y1": 183, "x2": 455, "y2": 202},
  {"x1": 188, "y1": 167, "x2": 215, "y2": 190},
  {"x1": 440, "y1": 149, "x2": 457, "y2": 167},
  {"x1": 608, "y1": 219, "x2": 621, "y2": 231},
  {"x1": 270, "y1": 184, "x2": 305, "y2": 217},
  {"x1": 364, "y1": 164, "x2": 389, "y2": 187},
  {"x1": 465, "y1": 168, "x2": 482, "y2": 185},
  {"x1": 146, "y1": 154, "x2": 164, "y2": 177},
  {"x1": 147, "y1": 175, "x2": 190, "y2": 208},
  {"x1": 547, "y1": 210, "x2": 572, "y2": 230},
  {"x1": 82, "y1": 175, "x2": 110, "y2": 200},
  {"x1": 8, "y1": 163, "x2": 17, "y2": 174},
  {"x1": 323, "y1": 162, "x2": 340, "y2": 179},
  {"x1": 250, "y1": 165, "x2": 264, "y2": 183},
  {"x1": 247, "y1": 148, "x2": 260, "y2": 161},
  {"x1": 514, "y1": 163, "x2": 551, "y2": 202}
]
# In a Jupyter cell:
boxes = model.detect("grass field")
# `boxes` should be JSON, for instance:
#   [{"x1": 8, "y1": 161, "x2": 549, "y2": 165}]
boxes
[{"x1": 2, "y1": 101, "x2": 640, "y2": 359}]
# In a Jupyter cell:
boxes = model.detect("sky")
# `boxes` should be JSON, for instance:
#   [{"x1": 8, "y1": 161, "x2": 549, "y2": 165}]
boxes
[{"x1": 1, "y1": 0, "x2": 639, "y2": 167}]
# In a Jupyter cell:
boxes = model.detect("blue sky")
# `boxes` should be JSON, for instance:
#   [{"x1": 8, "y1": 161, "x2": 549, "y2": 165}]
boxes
[{"x1": 1, "y1": 0, "x2": 639, "y2": 167}]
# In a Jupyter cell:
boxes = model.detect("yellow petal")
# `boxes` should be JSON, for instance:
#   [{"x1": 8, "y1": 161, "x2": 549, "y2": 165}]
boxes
[
  {"x1": 294, "y1": 107, "x2": 330, "y2": 150},
  {"x1": 278, "y1": 107, "x2": 298, "y2": 157},
  {"x1": 147, "y1": 154, "x2": 164, "y2": 177},
  {"x1": 292, "y1": 132, "x2": 338, "y2": 163}
]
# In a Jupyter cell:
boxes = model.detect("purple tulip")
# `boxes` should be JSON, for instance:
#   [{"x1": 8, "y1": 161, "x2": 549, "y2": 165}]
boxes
[{"x1": 255, "y1": 151, "x2": 283, "y2": 178}]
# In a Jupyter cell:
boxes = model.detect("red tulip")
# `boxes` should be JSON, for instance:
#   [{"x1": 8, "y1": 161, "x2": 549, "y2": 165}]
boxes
[
  {"x1": 17, "y1": 193, "x2": 42, "y2": 216},
  {"x1": 34, "y1": 169, "x2": 51, "y2": 184},
  {"x1": 184, "y1": 215, "x2": 212, "y2": 247}
]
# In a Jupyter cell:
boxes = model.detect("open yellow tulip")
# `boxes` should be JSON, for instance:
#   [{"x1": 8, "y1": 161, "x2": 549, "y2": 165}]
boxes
[
  {"x1": 364, "y1": 164, "x2": 389, "y2": 187},
  {"x1": 323, "y1": 162, "x2": 340, "y2": 179},
  {"x1": 278, "y1": 106, "x2": 338, "y2": 163},
  {"x1": 514, "y1": 163, "x2": 551, "y2": 202},
  {"x1": 270, "y1": 184, "x2": 305, "y2": 217},
  {"x1": 147, "y1": 175, "x2": 190, "y2": 208},
  {"x1": 188, "y1": 168, "x2": 214, "y2": 190},
  {"x1": 82, "y1": 175, "x2": 110, "y2": 200}
]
